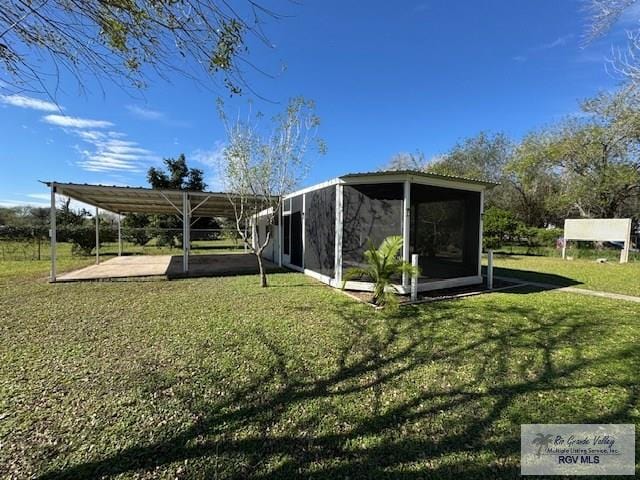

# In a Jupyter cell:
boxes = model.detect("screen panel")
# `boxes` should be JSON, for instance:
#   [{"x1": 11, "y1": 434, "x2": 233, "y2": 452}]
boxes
[
  {"x1": 342, "y1": 183, "x2": 403, "y2": 274},
  {"x1": 288, "y1": 194, "x2": 304, "y2": 267},
  {"x1": 290, "y1": 211, "x2": 303, "y2": 267},
  {"x1": 283, "y1": 215, "x2": 290, "y2": 255},
  {"x1": 410, "y1": 183, "x2": 480, "y2": 281},
  {"x1": 304, "y1": 186, "x2": 336, "y2": 277}
]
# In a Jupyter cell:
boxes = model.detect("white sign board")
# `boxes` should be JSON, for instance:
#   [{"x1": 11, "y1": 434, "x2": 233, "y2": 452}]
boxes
[{"x1": 563, "y1": 218, "x2": 632, "y2": 263}]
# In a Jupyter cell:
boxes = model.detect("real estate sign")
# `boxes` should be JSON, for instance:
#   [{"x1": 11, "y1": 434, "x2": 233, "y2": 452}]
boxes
[{"x1": 563, "y1": 218, "x2": 632, "y2": 263}]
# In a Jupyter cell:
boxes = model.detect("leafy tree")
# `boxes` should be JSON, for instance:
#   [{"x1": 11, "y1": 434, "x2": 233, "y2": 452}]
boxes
[
  {"x1": 0, "y1": 1, "x2": 282, "y2": 96},
  {"x1": 427, "y1": 131, "x2": 511, "y2": 183},
  {"x1": 146, "y1": 154, "x2": 208, "y2": 248},
  {"x1": 121, "y1": 213, "x2": 151, "y2": 246},
  {"x1": 504, "y1": 132, "x2": 562, "y2": 227},
  {"x1": 342, "y1": 236, "x2": 420, "y2": 307},
  {"x1": 547, "y1": 88, "x2": 640, "y2": 218},
  {"x1": 147, "y1": 154, "x2": 207, "y2": 191},
  {"x1": 426, "y1": 131, "x2": 516, "y2": 210},
  {"x1": 218, "y1": 96, "x2": 325, "y2": 287},
  {"x1": 483, "y1": 207, "x2": 521, "y2": 243}
]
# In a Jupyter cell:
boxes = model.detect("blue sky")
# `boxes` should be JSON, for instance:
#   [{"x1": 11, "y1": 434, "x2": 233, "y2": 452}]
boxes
[{"x1": 1, "y1": 0, "x2": 637, "y2": 208}]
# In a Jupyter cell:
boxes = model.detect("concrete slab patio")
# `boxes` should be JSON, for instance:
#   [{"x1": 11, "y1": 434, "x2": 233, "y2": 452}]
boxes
[{"x1": 56, "y1": 254, "x2": 280, "y2": 282}]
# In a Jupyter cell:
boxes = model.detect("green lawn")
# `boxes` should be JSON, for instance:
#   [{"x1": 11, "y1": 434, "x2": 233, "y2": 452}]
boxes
[
  {"x1": 0, "y1": 239, "x2": 244, "y2": 262},
  {"x1": 484, "y1": 253, "x2": 640, "y2": 297},
  {"x1": 1, "y1": 261, "x2": 639, "y2": 479}
]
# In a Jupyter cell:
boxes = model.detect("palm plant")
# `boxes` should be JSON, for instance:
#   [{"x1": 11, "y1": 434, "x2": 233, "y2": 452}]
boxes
[{"x1": 342, "y1": 235, "x2": 420, "y2": 307}]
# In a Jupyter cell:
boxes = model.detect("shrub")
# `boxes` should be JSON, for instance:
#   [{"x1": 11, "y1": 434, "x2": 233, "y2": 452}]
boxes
[
  {"x1": 483, "y1": 207, "x2": 521, "y2": 244},
  {"x1": 122, "y1": 213, "x2": 152, "y2": 246},
  {"x1": 342, "y1": 236, "x2": 420, "y2": 307},
  {"x1": 483, "y1": 236, "x2": 502, "y2": 250}
]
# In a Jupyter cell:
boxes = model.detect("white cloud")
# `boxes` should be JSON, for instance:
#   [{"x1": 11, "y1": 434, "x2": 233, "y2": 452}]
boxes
[
  {"x1": 126, "y1": 104, "x2": 164, "y2": 120},
  {"x1": 0, "y1": 94, "x2": 60, "y2": 112},
  {"x1": 27, "y1": 193, "x2": 51, "y2": 201},
  {"x1": 192, "y1": 141, "x2": 226, "y2": 167},
  {"x1": 192, "y1": 142, "x2": 226, "y2": 191},
  {"x1": 513, "y1": 33, "x2": 575, "y2": 62},
  {"x1": 76, "y1": 130, "x2": 106, "y2": 142},
  {"x1": 74, "y1": 131, "x2": 159, "y2": 173},
  {"x1": 43, "y1": 114, "x2": 113, "y2": 129},
  {"x1": 534, "y1": 34, "x2": 574, "y2": 51},
  {"x1": 0, "y1": 199, "x2": 49, "y2": 208},
  {"x1": 126, "y1": 104, "x2": 189, "y2": 127}
]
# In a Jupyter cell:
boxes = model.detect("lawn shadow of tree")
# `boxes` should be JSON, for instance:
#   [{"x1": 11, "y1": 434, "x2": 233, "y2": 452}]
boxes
[{"x1": 37, "y1": 296, "x2": 640, "y2": 479}]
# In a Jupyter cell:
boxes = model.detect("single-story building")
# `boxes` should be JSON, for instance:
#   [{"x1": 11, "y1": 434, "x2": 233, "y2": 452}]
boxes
[{"x1": 255, "y1": 170, "x2": 496, "y2": 294}]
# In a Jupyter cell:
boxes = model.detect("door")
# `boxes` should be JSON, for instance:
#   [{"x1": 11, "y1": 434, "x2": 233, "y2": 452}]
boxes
[{"x1": 290, "y1": 211, "x2": 303, "y2": 268}]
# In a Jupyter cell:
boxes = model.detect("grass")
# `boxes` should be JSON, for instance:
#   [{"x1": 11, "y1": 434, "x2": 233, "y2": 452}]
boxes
[
  {"x1": 484, "y1": 253, "x2": 640, "y2": 297},
  {"x1": 0, "y1": 239, "x2": 244, "y2": 262},
  {"x1": 1, "y1": 259, "x2": 639, "y2": 479},
  {"x1": 494, "y1": 244, "x2": 640, "y2": 262}
]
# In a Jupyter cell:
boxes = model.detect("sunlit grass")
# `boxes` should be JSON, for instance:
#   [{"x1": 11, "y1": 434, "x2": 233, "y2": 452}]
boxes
[
  {"x1": 484, "y1": 253, "x2": 640, "y2": 297},
  {"x1": 1, "y1": 260, "x2": 639, "y2": 478}
]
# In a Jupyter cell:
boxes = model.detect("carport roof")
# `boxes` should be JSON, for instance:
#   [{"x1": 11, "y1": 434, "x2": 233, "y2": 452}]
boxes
[{"x1": 43, "y1": 181, "x2": 267, "y2": 218}]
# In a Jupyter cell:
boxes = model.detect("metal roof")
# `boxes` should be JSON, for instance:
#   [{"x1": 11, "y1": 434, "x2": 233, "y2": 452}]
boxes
[
  {"x1": 340, "y1": 170, "x2": 498, "y2": 187},
  {"x1": 43, "y1": 182, "x2": 266, "y2": 218}
]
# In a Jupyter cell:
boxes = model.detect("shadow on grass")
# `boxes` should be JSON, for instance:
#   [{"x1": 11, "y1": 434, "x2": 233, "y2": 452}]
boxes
[
  {"x1": 482, "y1": 265, "x2": 582, "y2": 289},
  {"x1": 166, "y1": 254, "x2": 286, "y2": 280},
  {"x1": 37, "y1": 298, "x2": 639, "y2": 479}
]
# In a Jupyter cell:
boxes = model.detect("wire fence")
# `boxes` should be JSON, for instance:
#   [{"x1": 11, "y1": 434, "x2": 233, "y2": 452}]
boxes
[{"x1": 0, "y1": 226, "x2": 247, "y2": 261}]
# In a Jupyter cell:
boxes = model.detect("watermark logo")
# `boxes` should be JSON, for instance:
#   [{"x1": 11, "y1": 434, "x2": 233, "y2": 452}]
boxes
[{"x1": 521, "y1": 424, "x2": 635, "y2": 476}]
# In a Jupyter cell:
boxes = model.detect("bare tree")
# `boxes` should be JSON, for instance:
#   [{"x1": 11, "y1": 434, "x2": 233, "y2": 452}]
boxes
[
  {"x1": 586, "y1": 0, "x2": 640, "y2": 87},
  {"x1": 218, "y1": 97, "x2": 325, "y2": 287},
  {"x1": 0, "y1": 0, "x2": 283, "y2": 98},
  {"x1": 381, "y1": 151, "x2": 427, "y2": 171}
]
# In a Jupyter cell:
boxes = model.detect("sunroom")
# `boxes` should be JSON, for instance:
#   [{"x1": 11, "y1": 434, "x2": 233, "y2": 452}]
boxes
[{"x1": 255, "y1": 170, "x2": 495, "y2": 294}]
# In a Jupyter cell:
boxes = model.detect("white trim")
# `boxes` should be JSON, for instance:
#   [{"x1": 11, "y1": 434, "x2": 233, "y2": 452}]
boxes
[
  {"x1": 283, "y1": 178, "x2": 342, "y2": 199},
  {"x1": 409, "y1": 275, "x2": 483, "y2": 293},
  {"x1": 302, "y1": 193, "x2": 306, "y2": 269},
  {"x1": 411, "y1": 254, "x2": 419, "y2": 301},
  {"x1": 341, "y1": 173, "x2": 487, "y2": 192},
  {"x1": 402, "y1": 179, "x2": 411, "y2": 286},
  {"x1": 282, "y1": 262, "x2": 334, "y2": 287},
  {"x1": 283, "y1": 261, "x2": 304, "y2": 273},
  {"x1": 182, "y1": 192, "x2": 190, "y2": 273},
  {"x1": 341, "y1": 280, "x2": 401, "y2": 293},
  {"x1": 334, "y1": 183, "x2": 343, "y2": 284},
  {"x1": 278, "y1": 207, "x2": 283, "y2": 267},
  {"x1": 487, "y1": 250, "x2": 494, "y2": 290},
  {"x1": 406, "y1": 174, "x2": 486, "y2": 192},
  {"x1": 622, "y1": 219, "x2": 632, "y2": 264},
  {"x1": 304, "y1": 268, "x2": 333, "y2": 285},
  {"x1": 50, "y1": 184, "x2": 56, "y2": 283},
  {"x1": 256, "y1": 206, "x2": 274, "y2": 217},
  {"x1": 342, "y1": 275, "x2": 483, "y2": 294},
  {"x1": 117, "y1": 213, "x2": 122, "y2": 256},
  {"x1": 478, "y1": 190, "x2": 484, "y2": 276},
  {"x1": 95, "y1": 207, "x2": 100, "y2": 265}
]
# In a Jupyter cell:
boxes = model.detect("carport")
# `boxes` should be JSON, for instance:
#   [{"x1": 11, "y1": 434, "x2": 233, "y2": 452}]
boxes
[{"x1": 45, "y1": 182, "x2": 276, "y2": 282}]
